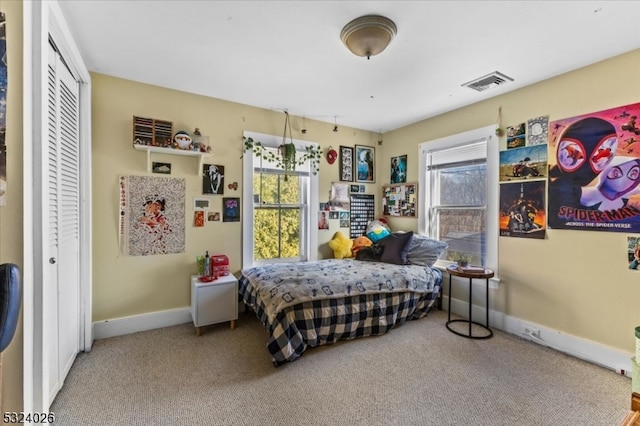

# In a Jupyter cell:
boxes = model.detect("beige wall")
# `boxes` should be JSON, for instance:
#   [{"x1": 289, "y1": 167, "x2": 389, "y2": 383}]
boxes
[
  {"x1": 91, "y1": 73, "x2": 377, "y2": 321},
  {"x1": 381, "y1": 48, "x2": 640, "y2": 353},
  {"x1": 0, "y1": 0, "x2": 23, "y2": 413},
  {"x1": 5, "y1": 17, "x2": 639, "y2": 411}
]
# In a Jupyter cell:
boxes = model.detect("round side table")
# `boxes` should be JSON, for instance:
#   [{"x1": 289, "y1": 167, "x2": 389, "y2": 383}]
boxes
[{"x1": 446, "y1": 264, "x2": 494, "y2": 339}]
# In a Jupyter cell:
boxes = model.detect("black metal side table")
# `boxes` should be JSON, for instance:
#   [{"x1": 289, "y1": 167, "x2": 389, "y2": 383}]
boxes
[{"x1": 446, "y1": 264, "x2": 494, "y2": 339}]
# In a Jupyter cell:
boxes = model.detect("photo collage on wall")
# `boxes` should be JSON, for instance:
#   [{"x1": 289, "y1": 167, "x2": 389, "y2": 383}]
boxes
[
  {"x1": 498, "y1": 115, "x2": 548, "y2": 239},
  {"x1": 319, "y1": 182, "x2": 352, "y2": 230}
]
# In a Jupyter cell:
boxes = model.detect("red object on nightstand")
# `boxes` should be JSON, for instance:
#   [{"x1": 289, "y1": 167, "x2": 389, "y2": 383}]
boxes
[{"x1": 211, "y1": 254, "x2": 229, "y2": 277}]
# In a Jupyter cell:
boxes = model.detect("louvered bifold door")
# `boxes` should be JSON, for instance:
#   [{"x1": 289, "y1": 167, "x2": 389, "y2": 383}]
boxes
[{"x1": 46, "y1": 41, "x2": 81, "y2": 405}]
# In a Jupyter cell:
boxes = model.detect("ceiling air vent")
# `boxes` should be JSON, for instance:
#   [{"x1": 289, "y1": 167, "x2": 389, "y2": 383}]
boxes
[{"x1": 462, "y1": 71, "x2": 514, "y2": 92}]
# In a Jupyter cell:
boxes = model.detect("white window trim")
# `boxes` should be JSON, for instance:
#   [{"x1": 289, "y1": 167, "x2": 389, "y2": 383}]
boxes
[
  {"x1": 418, "y1": 124, "x2": 499, "y2": 281},
  {"x1": 242, "y1": 131, "x2": 319, "y2": 269}
]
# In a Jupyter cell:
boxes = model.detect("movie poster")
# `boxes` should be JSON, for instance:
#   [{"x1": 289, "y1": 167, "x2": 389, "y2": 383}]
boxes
[
  {"x1": 499, "y1": 181, "x2": 546, "y2": 239},
  {"x1": 547, "y1": 102, "x2": 640, "y2": 232}
]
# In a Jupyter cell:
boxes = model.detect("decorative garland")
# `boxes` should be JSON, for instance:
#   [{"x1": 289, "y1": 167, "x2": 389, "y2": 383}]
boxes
[{"x1": 242, "y1": 112, "x2": 322, "y2": 180}]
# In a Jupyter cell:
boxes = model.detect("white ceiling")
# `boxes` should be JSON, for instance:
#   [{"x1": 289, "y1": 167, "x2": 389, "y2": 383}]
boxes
[{"x1": 57, "y1": 1, "x2": 640, "y2": 133}]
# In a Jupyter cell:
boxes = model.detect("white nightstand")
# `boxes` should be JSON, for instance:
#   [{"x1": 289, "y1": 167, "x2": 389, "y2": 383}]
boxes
[{"x1": 190, "y1": 274, "x2": 238, "y2": 336}]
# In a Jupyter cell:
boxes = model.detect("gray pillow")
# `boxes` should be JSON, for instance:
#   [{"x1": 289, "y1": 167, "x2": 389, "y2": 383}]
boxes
[
  {"x1": 407, "y1": 234, "x2": 448, "y2": 267},
  {"x1": 378, "y1": 231, "x2": 414, "y2": 265}
]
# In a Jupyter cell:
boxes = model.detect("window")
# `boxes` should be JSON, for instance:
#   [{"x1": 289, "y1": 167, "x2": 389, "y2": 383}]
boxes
[
  {"x1": 419, "y1": 125, "x2": 498, "y2": 273},
  {"x1": 242, "y1": 131, "x2": 319, "y2": 267}
]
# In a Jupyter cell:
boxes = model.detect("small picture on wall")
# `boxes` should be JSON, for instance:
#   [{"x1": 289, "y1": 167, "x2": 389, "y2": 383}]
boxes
[
  {"x1": 152, "y1": 162, "x2": 171, "y2": 174},
  {"x1": 506, "y1": 123, "x2": 526, "y2": 149},
  {"x1": 208, "y1": 211, "x2": 220, "y2": 222},
  {"x1": 527, "y1": 116, "x2": 549, "y2": 146},
  {"x1": 194, "y1": 211, "x2": 205, "y2": 227},
  {"x1": 350, "y1": 184, "x2": 359, "y2": 193},
  {"x1": 627, "y1": 236, "x2": 640, "y2": 271},
  {"x1": 193, "y1": 198, "x2": 210, "y2": 210},
  {"x1": 329, "y1": 211, "x2": 339, "y2": 220},
  {"x1": 222, "y1": 197, "x2": 240, "y2": 222},
  {"x1": 390, "y1": 155, "x2": 407, "y2": 183},
  {"x1": 203, "y1": 164, "x2": 224, "y2": 195},
  {"x1": 318, "y1": 211, "x2": 329, "y2": 230}
]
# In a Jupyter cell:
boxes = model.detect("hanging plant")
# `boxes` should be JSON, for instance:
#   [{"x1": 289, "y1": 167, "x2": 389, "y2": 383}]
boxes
[
  {"x1": 280, "y1": 142, "x2": 297, "y2": 175},
  {"x1": 242, "y1": 112, "x2": 322, "y2": 180},
  {"x1": 495, "y1": 106, "x2": 505, "y2": 137}
]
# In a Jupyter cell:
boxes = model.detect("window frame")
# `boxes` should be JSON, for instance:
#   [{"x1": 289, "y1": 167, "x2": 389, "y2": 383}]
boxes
[
  {"x1": 242, "y1": 131, "x2": 319, "y2": 268},
  {"x1": 418, "y1": 125, "x2": 499, "y2": 276}
]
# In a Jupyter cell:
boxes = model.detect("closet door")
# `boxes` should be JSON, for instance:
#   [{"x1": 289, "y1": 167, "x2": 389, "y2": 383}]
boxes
[{"x1": 46, "y1": 41, "x2": 81, "y2": 404}]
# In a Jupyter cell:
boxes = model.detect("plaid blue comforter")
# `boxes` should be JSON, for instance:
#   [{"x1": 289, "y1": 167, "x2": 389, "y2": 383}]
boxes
[{"x1": 239, "y1": 259, "x2": 442, "y2": 366}]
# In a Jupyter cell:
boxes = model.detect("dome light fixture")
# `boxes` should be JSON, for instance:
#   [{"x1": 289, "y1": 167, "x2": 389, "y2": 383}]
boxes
[{"x1": 340, "y1": 15, "x2": 397, "y2": 60}]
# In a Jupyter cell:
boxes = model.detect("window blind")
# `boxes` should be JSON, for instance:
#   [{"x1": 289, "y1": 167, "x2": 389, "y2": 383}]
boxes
[{"x1": 426, "y1": 140, "x2": 487, "y2": 170}]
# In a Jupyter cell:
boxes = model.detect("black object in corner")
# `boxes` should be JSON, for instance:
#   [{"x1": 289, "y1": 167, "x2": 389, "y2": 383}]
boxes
[{"x1": 0, "y1": 263, "x2": 21, "y2": 353}]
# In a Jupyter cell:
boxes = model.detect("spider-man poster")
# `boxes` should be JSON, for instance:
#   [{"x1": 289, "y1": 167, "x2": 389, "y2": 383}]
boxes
[{"x1": 547, "y1": 101, "x2": 640, "y2": 232}]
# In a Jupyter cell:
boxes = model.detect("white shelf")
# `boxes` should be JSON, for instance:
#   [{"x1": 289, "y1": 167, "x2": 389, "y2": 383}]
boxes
[{"x1": 133, "y1": 144, "x2": 212, "y2": 174}]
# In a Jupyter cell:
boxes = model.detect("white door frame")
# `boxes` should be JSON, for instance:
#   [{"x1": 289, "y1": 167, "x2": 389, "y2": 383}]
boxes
[{"x1": 23, "y1": 1, "x2": 92, "y2": 411}]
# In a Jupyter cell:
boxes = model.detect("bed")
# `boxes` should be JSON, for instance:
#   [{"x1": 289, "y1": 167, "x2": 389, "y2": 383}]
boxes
[{"x1": 239, "y1": 258, "x2": 443, "y2": 366}]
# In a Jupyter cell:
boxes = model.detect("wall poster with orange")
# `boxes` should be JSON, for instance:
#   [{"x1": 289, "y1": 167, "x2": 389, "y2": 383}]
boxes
[{"x1": 499, "y1": 181, "x2": 546, "y2": 239}]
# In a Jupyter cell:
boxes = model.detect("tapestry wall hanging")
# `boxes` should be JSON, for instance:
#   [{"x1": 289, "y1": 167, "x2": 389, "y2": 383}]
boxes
[
  {"x1": 547, "y1": 101, "x2": 640, "y2": 232},
  {"x1": 119, "y1": 175, "x2": 186, "y2": 256}
]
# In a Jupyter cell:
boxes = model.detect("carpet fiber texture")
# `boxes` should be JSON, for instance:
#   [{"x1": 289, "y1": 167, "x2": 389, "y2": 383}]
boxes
[{"x1": 50, "y1": 310, "x2": 631, "y2": 425}]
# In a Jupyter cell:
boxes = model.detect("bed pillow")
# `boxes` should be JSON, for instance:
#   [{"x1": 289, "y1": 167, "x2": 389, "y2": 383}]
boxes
[
  {"x1": 377, "y1": 231, "x2": 414, "y2": 265},
  {"x1": 407, "y1": 234, "x2": 448, "y2": 267},
  {"x1": 366, "y1": 219, "x2": 391, "y2": 243},
  {"x1": 355, "y1": 244, "x2": 384, "y2": 262},
  {"x1": 329, "y1": 231, "x2": 353, "y2": 259}
]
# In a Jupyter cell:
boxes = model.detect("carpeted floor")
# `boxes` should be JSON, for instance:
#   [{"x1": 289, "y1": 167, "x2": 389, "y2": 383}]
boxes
[{"x1": 50, "y1": 310, "x2": 631, "y2": 425}]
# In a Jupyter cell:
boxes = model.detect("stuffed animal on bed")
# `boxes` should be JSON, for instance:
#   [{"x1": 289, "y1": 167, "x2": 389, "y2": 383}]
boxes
[
  {"x1": 351, "y1": 235, "x2": 373, "y2": 256},
  {"x1": 366, "y1": 219, "x2": 391, "y2": 243},
  {"x1": 329, "y1": 231, "x2": 353, "y2": 259}
]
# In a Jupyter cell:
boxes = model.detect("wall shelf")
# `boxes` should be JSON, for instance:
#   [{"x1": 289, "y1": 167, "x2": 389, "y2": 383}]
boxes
[{"x1": 133, "y1": 144, "x2": 212, "y2": 174}]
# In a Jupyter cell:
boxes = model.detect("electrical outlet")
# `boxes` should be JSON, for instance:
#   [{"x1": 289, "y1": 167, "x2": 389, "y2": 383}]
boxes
[{"x1": 523, "y1": 326, "x2": 540, "y2": 339}]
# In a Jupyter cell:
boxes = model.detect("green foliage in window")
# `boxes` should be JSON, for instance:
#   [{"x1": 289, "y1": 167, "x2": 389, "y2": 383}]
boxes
[{"x1": 252, "y1": 172, "x2": 302, "y2": 260}]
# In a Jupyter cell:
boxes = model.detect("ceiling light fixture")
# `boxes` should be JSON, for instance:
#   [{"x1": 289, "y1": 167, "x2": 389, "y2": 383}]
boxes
[{"x1": 340, "y1": 15, "x2": 397, "y2": 60}]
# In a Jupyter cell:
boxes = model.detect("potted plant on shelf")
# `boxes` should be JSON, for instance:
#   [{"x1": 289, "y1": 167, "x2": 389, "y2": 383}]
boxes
[{"x1": 450, "y1": 252, "x2": 473, "y2": 267}]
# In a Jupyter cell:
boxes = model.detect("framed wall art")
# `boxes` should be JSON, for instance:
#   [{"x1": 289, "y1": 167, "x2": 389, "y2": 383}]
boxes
[
  {"x1": 339, "y1": 145, "x2": 353, "y2": 181},
  {"x1": 390, "y1": 155, "x2": 407, "y2": 183},
  {"x1": 203, "y1": 164, "x2": 224, "y2": 195},
  {"x1": 355, "y1": 145, "x2": 375, "y2": 183},
  {"x1": 222, "y1": 197, "x2": 240, "y2": 222}
]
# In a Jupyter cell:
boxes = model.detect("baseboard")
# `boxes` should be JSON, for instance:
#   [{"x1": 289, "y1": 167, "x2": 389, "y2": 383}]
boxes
[
  {"x1": 92, "y1": 307, "x2": 192, "y2": 340},
  {"x1": 444, "y1": 296, "x2": 634, "y2": 378},
  {"x1": 93, "y1": 299, "x2": 634, "y2": 378}
]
